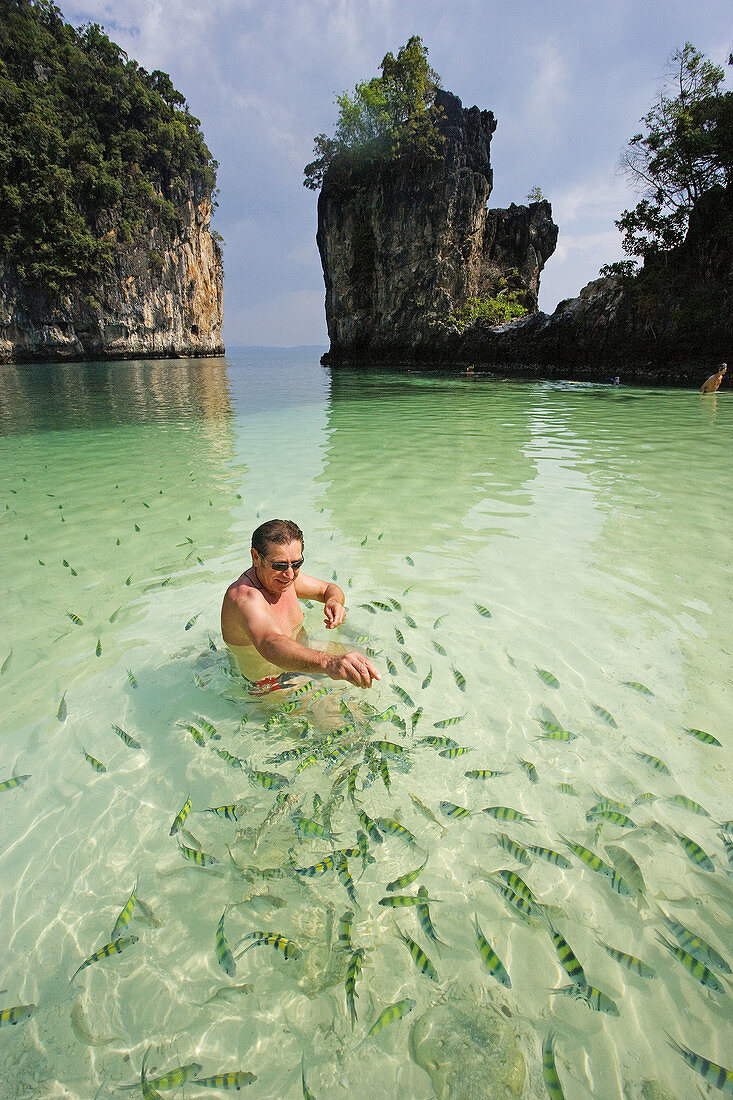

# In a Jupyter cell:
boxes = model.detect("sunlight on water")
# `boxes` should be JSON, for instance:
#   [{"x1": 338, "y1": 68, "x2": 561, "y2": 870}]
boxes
[{"x1": 0, "y1": 351, "x2": 731, "y2": 1098}]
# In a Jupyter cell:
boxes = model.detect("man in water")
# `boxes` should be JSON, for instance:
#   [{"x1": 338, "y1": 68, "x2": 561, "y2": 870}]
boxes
[
  {"x1": 700, "y1": 362, "x2": 727, "y2": 393},
  {"x1": 221, "y1": 518, "x2": 380, "y2": 692}
]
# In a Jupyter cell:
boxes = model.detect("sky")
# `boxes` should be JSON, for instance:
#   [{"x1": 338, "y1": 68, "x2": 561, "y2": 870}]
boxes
[{"x1": 63, "y1": 0, "x2": 732, "y2": 347}]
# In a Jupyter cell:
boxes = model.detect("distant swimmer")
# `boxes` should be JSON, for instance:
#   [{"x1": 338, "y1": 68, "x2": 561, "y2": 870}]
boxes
[
  {"x1": 700, "y1": 362, "x2": 727, "y2": 393},
  {"x1": 221, "y1": 518, "x2": 380, "y2": 692}
]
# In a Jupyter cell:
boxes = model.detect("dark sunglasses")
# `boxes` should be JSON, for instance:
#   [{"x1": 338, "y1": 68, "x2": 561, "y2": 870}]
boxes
[{"x1": 266, "y1": 556, "x2": 304, "y2": 572}]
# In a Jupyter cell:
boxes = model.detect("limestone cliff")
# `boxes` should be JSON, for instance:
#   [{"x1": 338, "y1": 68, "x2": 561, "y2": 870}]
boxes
[
  {"x1": 0, "y1": 180, "x2": 223, "y2": 363},
  {"x1": 318, "y1": 89, "x2": 557, "y2": 362},
  {"x1": 427, "y1": 183, "x2": 733, "y2": 383}
]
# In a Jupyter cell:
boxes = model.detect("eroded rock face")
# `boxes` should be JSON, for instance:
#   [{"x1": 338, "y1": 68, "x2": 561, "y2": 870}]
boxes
[
  {"x1": 411, "y1": 1003, "x2": 527, "y2": 1099},
  {"x1": 318, "y1": 89, "x2": 557, "y2": 360},
  {"x1": 0, "y1": 181, "x2": 223, "y2": 363}
]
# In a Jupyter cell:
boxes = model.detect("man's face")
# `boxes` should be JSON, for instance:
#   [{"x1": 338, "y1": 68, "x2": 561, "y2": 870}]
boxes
[{"x1": 252, "y1": 539, "x2": 304, "y2": 595}]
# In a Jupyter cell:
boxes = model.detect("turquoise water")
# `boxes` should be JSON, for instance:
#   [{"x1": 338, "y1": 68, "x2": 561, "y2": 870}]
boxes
[{"x1": 0, "y1": 350, "x2": 731, "y2": 1098}]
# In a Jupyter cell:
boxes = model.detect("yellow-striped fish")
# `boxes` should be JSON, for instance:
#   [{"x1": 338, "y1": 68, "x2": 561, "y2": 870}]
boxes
[
  {"x1": 0, "y1": 1003, "x2": 37, "y2": 1027},
  {"x1": 0, "y1": 774, "x2": 31, "y2": 793},
  {"x1": 451, "y1": 666, "x2": 466, "y2": 691},
  {"x1": 473, "y1": 914, "x2": 511, "y2": 988},
  {"x1": 69, "y1": 935, "x2": 138, "y2": 983},
  {"x1": 112, "y1": 723, "x2": 141, "y2": 750},
  {"x1": 67, "y1": 611, "x2": 84, "y2": 626},
  {"x1": 599, "y1": 941, "x2": 656, "y2": 978},
  {"x1": 82, "y1": 748, "x2": 106, "y2": 773},
  {"x1": 345, "y1": 947, "x2": 364, "y2": 1027},
  {"x1": 683, "y1": 727, "x2": 721, "y2": 747},
  {"x1": 395, "y1": 924, "x2": 438, "y2": 981},
  {"x1": 111, "y1": 876, "x2": 140, "y2": 941},
  {"x1": 170, "y1": 796, "x2": 192, "y2": 836},
  {"x1": 656, "y1": 934, "x2": 725, "y2": 991},
  {"x1": 665, "y1": 1033, "x2": 733, "y2": 1093},
  {"x1": 178, "y1": 842, "x2": 219, "y2": 867},
  {"x1": 386, "y1": 853, "x2": 429, "y2": 892},
  {"x1": 235, "y1": 931, "x2": 301, "y2": 961},
  {"x1": 192, "y1": 1071, "x2": 257, "y2": 1089},
  {"x1": 216, "y1": 908, "x2": 237, "y2": 976},
  {"x1": 542, "y1": 1032, "x2": 566, "y2": 1100},
  {"x1": 356, "y1": 998, "x2": 415, "y2": 1050}
]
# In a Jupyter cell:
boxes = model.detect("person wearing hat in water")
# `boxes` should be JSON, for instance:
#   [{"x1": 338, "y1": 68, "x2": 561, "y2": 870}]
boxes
[{"x1": 700, "y1": 363, "x2": 727, "y2": 393}]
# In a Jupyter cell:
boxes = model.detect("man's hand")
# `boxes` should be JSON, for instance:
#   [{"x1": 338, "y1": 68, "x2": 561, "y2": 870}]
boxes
[
  {"x1": 325, "y1": 651, "x2": 380, "y2": 688},
  {"x1": 324, "y1": 598, "x2": 346, "y2": 629}
]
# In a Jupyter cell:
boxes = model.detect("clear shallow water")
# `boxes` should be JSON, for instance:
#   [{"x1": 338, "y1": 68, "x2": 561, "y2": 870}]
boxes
[{"x1": 0, "y1": 350, "x2": 731, "y2": 1098}]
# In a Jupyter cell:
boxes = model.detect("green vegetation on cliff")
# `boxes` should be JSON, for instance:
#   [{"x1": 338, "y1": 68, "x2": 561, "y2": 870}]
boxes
[
  {"x1": 0, "y1": 0, "x2": 218, "y2": 296},
  {"x1": 304, "y1": 36, "x2": 444, "y2": 190},
  {"x1": 604, "y1": 43, "x2": 732, "y2": 273}
]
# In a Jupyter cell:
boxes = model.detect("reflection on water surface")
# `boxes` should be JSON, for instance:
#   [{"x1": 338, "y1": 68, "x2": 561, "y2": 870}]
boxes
[{"x1": 0, "y1": 351, "x2": 730, "y2": 1098}]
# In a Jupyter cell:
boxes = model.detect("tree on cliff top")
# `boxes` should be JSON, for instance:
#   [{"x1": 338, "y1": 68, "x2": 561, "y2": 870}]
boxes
[
  {"x1": 611, "y1": 43, "x2": 731, "y2": 268},
  {"x1": 304, "y1": 36, "x2": 442, "y2": 190}
]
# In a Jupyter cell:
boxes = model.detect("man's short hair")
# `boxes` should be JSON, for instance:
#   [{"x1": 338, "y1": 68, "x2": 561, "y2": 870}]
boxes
[{"x1": 252, "y1": 519, "x2": 304, "y2": 557}]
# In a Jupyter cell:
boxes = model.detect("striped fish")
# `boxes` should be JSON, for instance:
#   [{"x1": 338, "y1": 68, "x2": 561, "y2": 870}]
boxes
[
  {"x1": 359, "y1": 811, "x2": 383, "y2": 844},
  {"x1": 559, "y1": 836, "x2": 634, "y2": 896},
  {"x1": 667, "y1": 794, "x2": 711, "y2": 818},
  {"x1": 170, "y1": 795, "x2": 192, "y2": 836},
  {"x1": 526, "y1": 845, "x2": 571, "y2": 869},
  {"x1": 416, "y1": 886, "x2": 444, "y2": 945},
  {"x1": 215, "y1": 908, "x2": 237, "y2": 976},
  {"x1": 112, "y1": 723, "x2": 141, "y2": 750},
  {"x1": 179, "y1": 842, "x2": 219, "y2": 867},
  {"x1": 334, "y1": 852, "x2": 357, "y2": 905},
  {"x1": 401, "y1": 651, "x2": 417, "y2": 672},
  {"x1": 356, "y1": 997, "x2": 415, "y2": 1050},
  {"x1": 599, "y1": 941, "x2": 656, "y2": 978},
  {"x1": 377, "y1": 817, "x2": 417, "y2": 846},
  {"x1": 345, "y1": 947, "x2": 365, "y2": 1027},
  {"x1": 439, "y1": 745, "x2": 472, "y2": 758},
  {"x1": 111, "y1": 876, "x2": 140, "y2": 941},
  {"x1": 665, "y1": 1033, "x2": 733, "y2": 1093},
  {"x1": 69, "y1": 935, "x2": 138, "y2": 983},
  {"x1": 432, "y1": 640, "x2": 447, "y2": 656},
  {"x1": 245, "y1": 765, "x2": 289, "y2": 790},
  {"x1": 633, "y1": 751, "x2": 671, "y2": 774},
  {"x1": 420, "y1": 735, "x2": 458, "y2": 749},
  {"x1": 0, "y1": 774, "x2": 30, "y2": 793},
  {"x1": 289, "y1": 854, "x2": 335, "y2": 877},
  {"x1": 475, "y1": 603, "x2": 492, "y2": 618},
  {"x1": 656, "y1": 934, "x2": 725, "y2": 992},
  {"x1": 451, "y1": 666, "x2": 467, "y2": 691},
  {"x1": 369, "y1": 739, "x2": 406, "y2": 757},
  {"x1": 659, "y1": 913, "x2": 730, "y2": 974},
  {"x1": 590, "y1": 704, "x2": 617, "y2": 727},
  {"x1": 473, "y1": 914, "x2": 511, "y2": 988},
  {"x1": 395, "y1": 924, "x2": 438, "y2": 981},
  {"x1": 337, "y1": 909, "x2": 354, "y2": 951},
  {"x1": 551, "y1": 983, "x2": 619, "y2": 1016},
  {"x1": 683, "y1": 727, "x2": 722, "y2": 747},
  {"x1": 0, "y1": 1004, "x2": 37, "y2": 1027},
  {"x1": 670, "y1": 829, "x2": 715, "y2": 872},
  {"x1": 482, "y1": 806, "x2": 535, "y2": 825},
  {"x1": 536, "y1": 668, "x2": 560, "y2": 688},
  {"x1": 386, "y1": 853, "x2": 429, "y2": 892},
  {"x1": 623, "y1": 681, "x2": 654, "y2": 695},
  {"x1": 388, "y1": 598, "x2": 402, "y2": 611},
  {"x1": 404, "y1": 614, "x2": 417, "y2": 628},
  {"x1": 496, "y1": 833, "x2": 531, "y2": 865},
  {"x1": 585, "y1": 809, "x2": 636, "y2": 829},
  {"x1": 548, "y1": 926, "x2": 587, "y2": 987},
  {"x1": 193, "y1": 1071, "x2": 257, "y2": 1089},
  {"x1": 82, "y1": 748, "x2": 106, "y2": 773},
  {"x1": 465, "y1": 768, "x2": 506, "y2": 780},
  {"x1": 542, "y1": 1032, "x2": 566, "y2": 1100},
  {"x1": 390, "y1": 685, "x2": 415, "y2": 708},
  {"x1": 518, "y1": 759, "x2": 539, "y2": 783},
  {"x1": 411, "y1": 707, "x2": 423, "y2": 731},
  {"x1": 421, "y1": 666, "x2": 433, "y2": 688},
  {"x1": 235, "y1": 931, "x2": 301, "y2": 961},
  {"x1": 433, "y1": 714, "x2": 466, "y2": 728},
  {"x1": 440, "y1": 801, "x2": 472, "y2": 819}
]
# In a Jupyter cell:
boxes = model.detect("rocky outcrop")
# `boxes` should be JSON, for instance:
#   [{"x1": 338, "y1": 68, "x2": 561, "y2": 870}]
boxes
[
  {"x1": 0, "y1": 180, "x2": 223, "y2": 364},
  {"x1": 422, "y1": 182, "x2": 733, "y2": 383},
  {"x1": 318, "y1": 89, "x2": 557, "y2": 362}
]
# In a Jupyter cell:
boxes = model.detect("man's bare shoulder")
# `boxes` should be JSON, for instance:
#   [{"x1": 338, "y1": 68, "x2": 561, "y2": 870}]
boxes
[{"x1": 224, "y1": 575, "x2": 260, "y2": 610}]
